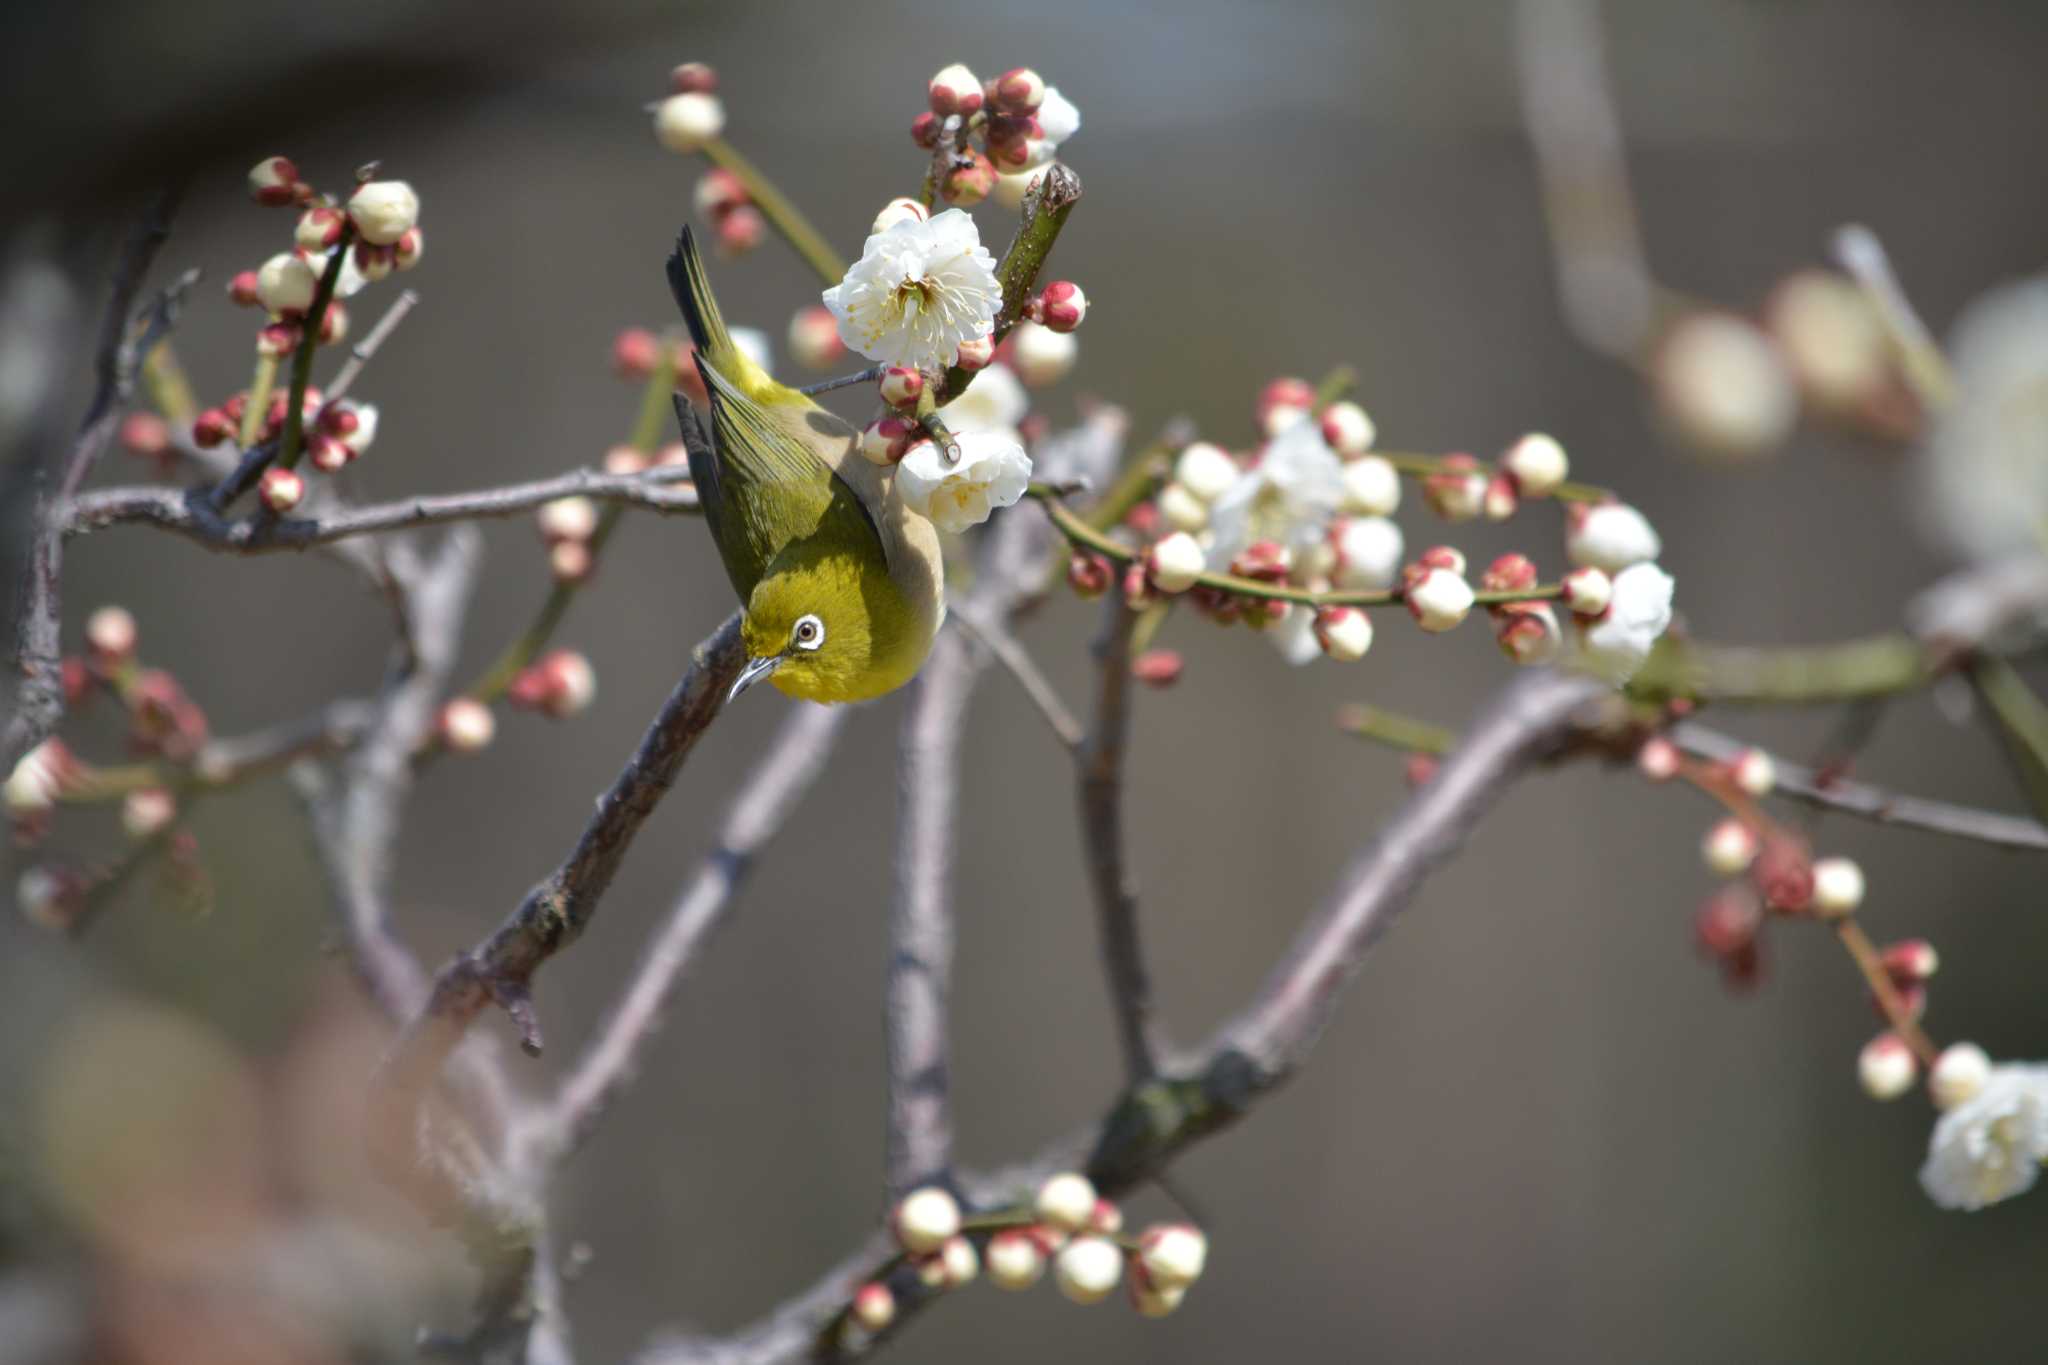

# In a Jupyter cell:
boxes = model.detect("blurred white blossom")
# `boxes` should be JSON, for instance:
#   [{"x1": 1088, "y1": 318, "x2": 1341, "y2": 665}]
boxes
[
  {"x1": 1922, "y1": 275, "x2": 2048, "y2": 564},
  {"x1": 1209, "y1": 418, "x2": 1344, "y2": 567},
  {"x1": 1920, "y1": 1064, "x2": 2048, "y2": 1211}
]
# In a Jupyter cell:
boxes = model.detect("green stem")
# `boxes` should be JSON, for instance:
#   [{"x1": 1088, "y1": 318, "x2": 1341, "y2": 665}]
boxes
[
  {"x1": 1084, "y1": 442, "x2": 1172, "y2": 533},
  {"x1": 1626, "y1": 632, "x2": 1934, "y2": 706},
  {"x1": 1310, "y1": 365, "x2": 1357, "y2": 413},
  {"x1": 237, "y1": 348, "x2": 280, "y2": 449},
  {"x1": 1335, "y1": 703, "x2": 1455, "y2": 755},
  {"x1": 143, "y1": 341, "x2": 198, "y2": 424},
  {"x1": 277, "y1": 227, "x2": 354, "y2": 472},
  {"x1": 935, "y1": 164, "x2": 1083, "y2": 407},
  {"x1": 1968, "y1": 656, "x2": 2048, "y2": 820},
  {"x1": 700, "y1": 137, "x2": 846, "y2": 288}
]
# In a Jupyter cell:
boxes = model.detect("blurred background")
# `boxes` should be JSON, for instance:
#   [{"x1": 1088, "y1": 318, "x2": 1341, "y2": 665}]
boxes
[{"x1": 4, "y1": 2, "x2": 2048, "y2": 1362}]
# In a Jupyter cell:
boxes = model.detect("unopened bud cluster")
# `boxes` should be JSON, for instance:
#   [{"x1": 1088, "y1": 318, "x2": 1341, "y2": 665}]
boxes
[
  {"x1": 906, "y1": 62, "x2": 1082, "y2": 212},
  {"x1": 851, "y1": 1175, "x2": 1207, "y2": 1341}
]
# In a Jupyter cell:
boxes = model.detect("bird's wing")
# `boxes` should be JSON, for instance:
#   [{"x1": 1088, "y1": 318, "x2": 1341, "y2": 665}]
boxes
[{"x1": 695, "y1": 358, "x2": 885, "y2": 600}]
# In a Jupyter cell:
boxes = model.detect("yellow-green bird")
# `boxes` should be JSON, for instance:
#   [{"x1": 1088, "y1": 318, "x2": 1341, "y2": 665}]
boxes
[{"x1": 667, "y1": 227, "x2": 945, "y2": 704}]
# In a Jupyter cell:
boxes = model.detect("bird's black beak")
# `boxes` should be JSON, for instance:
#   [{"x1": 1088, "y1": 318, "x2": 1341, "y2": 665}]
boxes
[{"x1": 728, "y1": 654, "x2": 782, "y2": 703}]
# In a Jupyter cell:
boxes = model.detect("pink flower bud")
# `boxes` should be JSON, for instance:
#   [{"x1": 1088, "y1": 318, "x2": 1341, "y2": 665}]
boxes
[
  {"x1": 247, "y1": 156, "x2": 300, "y2": 206},
  {"x1": 1857, "y1": 1033, "x2": 1916, "y2": 1101},
  {"x1": 1137, "y1": 1223, "x2": 1208, "y2": 1292},
  {"x1": 1500, "y1": 433, "x2": 1569, "y2": 497},
  {"x1": 1636, "y1": 736, "x2": 1681, "y2": 782},
  {"x1": 256, "y1": 322, "x2": 300, "y2": 358},
  {"x1": 910, "y1": 111, "x2": 943, "y2": 149},
  {"x1": 1928, "y1": 1042, "x2": 1991, "y2": 1110},
  {"x1": 315, "y1": 302, "x2": 347, "y2": 346},
  {"x1": 1036, "y1": 280, "x2": 1086, "y2": 332},
  {"x1": 653, "y1": 93, "x2": 725, "y2": 153},
  {"x1": 1320, "y1": 400, "x2": 1376, "y2": 457},
  {"x1": 1809, "y1": 856, "x2": 1864, "y2": 917},
  {"x1": 121, "y1": 787, "x2": 177, "y2": 841},
  {"x1": 1313, "y1": 606, "x2": 1374, "y2": 661},
  {"x1": 939, "y1": 150, "x2": 997, "y2": 207},
  {"x1": 308, "y1": 434, "x2": 352, "y2": 472},
  {"x1": 294, "y1": 206, "x2": 345, "y2": 251},
  {"x1": 1483, "y1": 474, "x2": 1518, "y2": 522},
  {"x1": 987, "y1": 1229, "x2": 1046, "y2": 1290},
  {"x1": 1752, "y1": 836, "x2": 1814, "y2": 913},
  {"x1": 1416, "y1": 544, "x2": 1466, "y2": 576},
  {"x1": 353, "y1": 241, "x2": 396, "y2": 283},
  {"x1": 509, "y1": 650, "x2": 597, "y2": 718},
  {"x1": 1087, "y1": 1198, "x2": 1124, "y2": 1236},
  {"x1": 256, "y1": 252, "x2": 318, "y2": 315},
  {"x1": 891, "y1": 1186, "x2": 960, "y2": 1255},
  {"x1": 192, "y1": 408, "x2": 232, "y2": 448},
  {"x1": 849, "y1": 1282, "x2": 894, "y2": 1332},
  {"x1": 119, "y1": 412, "x2": 170, "y2": 464},
  {"x1": 85, "y1": 605, "x2": 137, "y2": 662},
  {"x1": 879, "y1": 366, "x2": 925, "y2": 408},
  {"x1": 1881, "y1": 938, "x2": 1939, "y2": 985},
  {"x1": 1694, "y1": 885, "x2": 1761, "y2": 957},
  {"x1": 259, "y1": 466, "x2": 304, "y2": 512},
  {"x1": 785, "y1": 305, "x2": 846, "y2": 371},
  {"x1": 668, "y1": 61, "x2": 718, "y2": 95},
  {"x1": 936, "y1": 1235, "x2": 978, "y2": 1288},
  {"x1": 1230, "y1": 539, "x2": 1293, "y2": 583},
  {"x1": 953, "y1": 333, "x2": 995, "y2": 370},
  {"x1": 438, "y1": 697, "x2": 496, "y2": 754},
  {"x1": 550, "y1": 540, "x2": 594, "y2": 584},
  {"x1": 1493, "y1": 602, "x2": 1562, "y2": 665},
  {"x1": 1422, "y1": 454, "x2": 1487, "y2": 522},
  {"x1": 1404, "y1": 566, "x2": 1473, "y2": 633},
  {"x1": 226, "y1": 270, "x2": 262, "y2": 308},
  {"x1": 1702, "y1": 817, "x2": 1759, "y2": 876},
  {"x1": 1131, "y1": 649, "x2": 1183, "y2": 688},
  {"x1": 1560, "y1": 566, "x2": 1611, "y2": 618},
  {"x1": 1480, "y1": 553, "x2": 1537, "y2": 593},
  {"x1": 1054, "y1": 1236, "x2": 1123, "y2": 1305},
  {"x1": 1257, "y1": 377, "x2": 1315, "y2": 420},
  {"x1": 393, "y1": 227, "x2": 424, "y2": 271},
  {"x1": 1066, "y1": 552, "x2": 1112, "y2": 599},
  {"x1": 347, "y1": 180, "x2": 420, "y2": 247},
  {"x1": 928, "y1": 63, "x2": 984, "y2": 117},
  {"x1": 130, "y1": 669, "x2": 208, "y2": 759},
  {"x1": 1404, "y1": 752, "x2": 1439, "y2": 788},
  {"x1": 862, "y1": 418, "x2": 917, "y2": 466},
  {"x1": 714, "y1": 205, "x2": 765, "y2": 257},
  {"x1": 613, "y1": 327, "x2": 660, "y2": 381},
  {"x1": 693, "y1": 172, "x2": 749, "y2": 229},
  {"x1": 1147, "y1": 532, "x2": 1206, "y2": 594},
  {"x1": 991, "y1": 66, "x2": 1046, "y2": 113}
]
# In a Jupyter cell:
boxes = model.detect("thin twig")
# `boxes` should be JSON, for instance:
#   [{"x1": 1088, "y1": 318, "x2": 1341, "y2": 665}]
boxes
[
  {"x1": 66, "y1": 466, "x2": 699, "y2": 551},
  {"x1": 1076, "y1": 594, "x2": 1165, "y2": 1080},
  {"x1": 796, "y1": 366, "x2": 882, "y2": 397},
  {"x1": 699, "y1": 137, "x2": 847, "y2": 287},
  {"x1": 1670, "y1": 720, "x2": 2048, "y2": 852},
  {"x1": 1832, "y1": 224, "x2": 1954, "y2": 411},
  {"x1": 325, "y1": 288, "x2": 420, "y2": 404},
  {"x1": 948, "y1": 606, "x2": 1082, "y2": 751},
  {"x1": 525, "y1": 702, "x2": 848, "y2": 1168}
]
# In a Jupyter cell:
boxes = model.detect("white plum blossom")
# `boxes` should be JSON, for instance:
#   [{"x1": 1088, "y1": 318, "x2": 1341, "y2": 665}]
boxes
[
  {"x1": 1266, "y1": 604, "x2": 1322, "y2": 665},
  {"x1": 894, "y1": 429, "x2": 1032, "y2": 533},
  {"x1": 1920, "y1": 275, "x2": 2048, "y2": 564},
  {"x1": 1037, "y1": 87, "x2": 1082, "y2": 146},
  {"x1": 822, "y1": 209, "x2": 1000, "y2": 371},
  {"x1": 1331, "y1": 515, "x2": 1404, "y2": 591},
  {"x1": 1209, "y1": 417, "x2": 1345, "y2": 567},
  {"x1": 1567, "y1": 502, "x2": 1662, "y2": 572},
  {"x1": 1173, "y1": 442, "x2": 1240, "y2": 504},
  {"x1": 1920, "y1": 1064, "x2": 2048, "y2": 1211},
  {"x1": 1006, "y1": 320, "x2": 1077, "y2": 386},
  {"x1": 936, "y1": 360, "x2": 1027, "y2": 444},
  {"x1": 1577, "y1": 562, "x2": 1675, "y2": 682},
  {"x1": 1338, "y1": 454, "x2": 1400, "y2": 517}
]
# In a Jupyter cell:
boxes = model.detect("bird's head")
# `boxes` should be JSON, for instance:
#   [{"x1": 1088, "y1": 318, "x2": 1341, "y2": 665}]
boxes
[{"x1": 733, "y1": 547, "x2": 920, "y2": 705}]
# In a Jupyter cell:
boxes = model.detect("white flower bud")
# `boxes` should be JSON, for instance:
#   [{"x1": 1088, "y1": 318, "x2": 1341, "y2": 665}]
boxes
[
  {"x1": 259, "y1": 467, "x2": 305, "y2": 513},
  {"x1": 1404, "y1": 567, "x2": 1473, "y2": 633},
  {"x1": 17, "y1": 867, "x2": 71, "y2": 931},
  {"x1": 120, "y1": 788, "x2": 176, "y2": 841},
  {"x1": 1033, "y1": 1172, "x2": 1098, "y2": 1233},
  {"x1": 1174, "y1": 442, "x2": 1239, "y2": 503},
  {"x1": 1767, "y1": 271, "x2": 1890, "y2": 410},
  {"x1": 5, "y1": 741, "x2": 65, "y2": 814},
  {"x1": 927, "y1": 63, "x2": 984, "y2": 117},
  {"x1": 1148, "y1": 532, "x2": 1206, "y2": 594},
  {"x1": 1331, "y1": 516, "x2": 1404, "y2": 591},
  {"x1": 1137, "y1": 1223, "x2": 1208, "y2": 1291},
  {"x1": 346, "y1": 181, "x2": 420, "y2": 247},
  {"x1": 1560, "y1": 566, "x2": 1612, "y2": 618},
  {"x1": 1053, "y1": 1235, "x2": 1122, "y2": 1304},
  {"x1": 1006, "y1": 320, "x2": 1077, "y2": 387},
  {"x1": 1157, "y1": 482, "x2": 1210, "y2": 533},
  {"x1": 1338, "y1": 453, "x2": 1401, "y2": 517},
  {"x1": 986, "y1": 1229, "x2": 1046, "y2": 1289},
  {"x1": 1656, "y1": 312, "x2": 1799, "y2": 460},
  {"x1": 1702, "y1": 817, "x2": 1759, "y2": 877},
  {"x1": 1132, "y1": 1282, "x2": 1187, "y2": 1317},
  {"x1": 1501, "y1": 433, "x2": 1569, "y2": 497},
  {"x1": 936, "y1": 1234, "x2": 978, "y2": 1287},
  {"x1": 544, "y1": 650, "x2": 597, "y2": 717},
  {"x1": 654, "y1": 93, "x2": 725, "y2": 153},
  {"x1": 1929, "y1": 1042, "x2": 1993, "y2": 1111},
  {"x1": 439, "y1": 697, "x2": 497, "y2": 754},
  {"x1": 1313, "y1": 606, "x2": 1374, "y2": 662},
  {"x1": 255, "y1": 252, "x2": 318, "y2": 314},
  {"x1": 1731, "y1": 748, "x2": 1776, "y2": 798},
  {"x1": 1566, "y1": 502, "x2": 1661, "y2": 572},
  {"x1": 849, "y1": 1282, "x2": 894, "y2": 1332},
  {"x1": 537, "y1": 496, "x2": 599, "y2": 544},
  {"x1": 85, "y1": 605, "x2": 137, "y2": 659},
  {"x1": 1858, "y1": 1033, "x2": 1917, "y2": 1102},
  {"x1": 1319, "y1": 400, "x2": 1376, "y2": 457},
  {"x1": 892, "y1": 1186, "x2": 960, "y2": 1255},
  {"x1": 871, "y1": 197, "x2": 929, "y2": 235},
  {"x1": 1810, "y1": 857, "x2": 1865, "y2": 917}
]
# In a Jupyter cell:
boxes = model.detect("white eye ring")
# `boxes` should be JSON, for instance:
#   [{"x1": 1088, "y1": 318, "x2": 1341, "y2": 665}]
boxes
[{"x1": 792, "y1": 613, "x2": 825, "y2": 651}]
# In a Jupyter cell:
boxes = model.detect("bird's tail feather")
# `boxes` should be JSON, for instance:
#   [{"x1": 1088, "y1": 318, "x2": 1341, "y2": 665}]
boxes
[{"x1": 666, "y1": 225, "x2": 732, "y2": 365}]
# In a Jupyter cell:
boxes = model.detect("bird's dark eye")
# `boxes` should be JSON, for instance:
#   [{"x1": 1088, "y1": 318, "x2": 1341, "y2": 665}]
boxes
[{"x1": 792, "y1": 613, "x2": 825, "y2": 651}]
